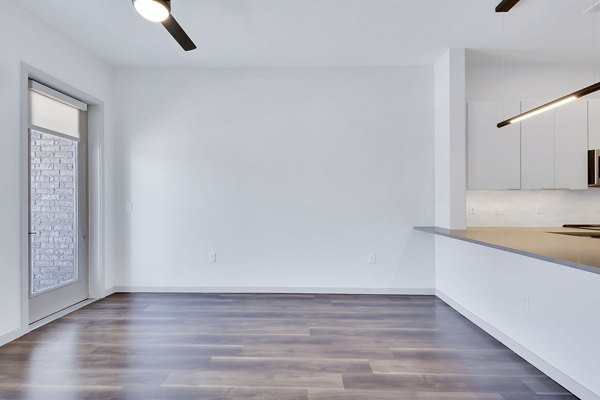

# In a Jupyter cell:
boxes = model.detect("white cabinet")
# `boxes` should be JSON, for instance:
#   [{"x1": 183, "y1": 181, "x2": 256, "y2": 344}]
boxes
[
  {"x1": 520, "y1": 101, "x2": 555, "y2": 190},
  {"x1": 467, "y1": 101, "x2": 521, "y2": 190},
  {"x1": 468, "y1": 100, "x2": 590, "y2": 190},
  {"x1": 555, "y1": 101, "x2": 588, "y2": 190},
  {"x1": 588, "y1": 99, "x2": 600, "y2": 150}
]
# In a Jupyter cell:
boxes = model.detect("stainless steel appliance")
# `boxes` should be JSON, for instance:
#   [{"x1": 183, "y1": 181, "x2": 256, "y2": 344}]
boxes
[{"x1": 589, "y1": 150, "x2": 600, "y2": 187}]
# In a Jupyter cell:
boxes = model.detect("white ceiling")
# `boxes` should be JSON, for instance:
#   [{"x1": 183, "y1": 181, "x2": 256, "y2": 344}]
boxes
[{"x1": 12, "y1": 0, "x2": 600, "y2": 67}]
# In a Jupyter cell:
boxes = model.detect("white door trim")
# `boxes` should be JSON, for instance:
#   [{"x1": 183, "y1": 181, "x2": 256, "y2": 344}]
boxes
[{"x1": 20, "y1": 63, "x2": 105, "y2": 331}]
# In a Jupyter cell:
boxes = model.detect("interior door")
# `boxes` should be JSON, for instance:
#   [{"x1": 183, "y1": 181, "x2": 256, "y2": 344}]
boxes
[{"x1": 28, "y1": 80, "x2": 89, "y2": 323}]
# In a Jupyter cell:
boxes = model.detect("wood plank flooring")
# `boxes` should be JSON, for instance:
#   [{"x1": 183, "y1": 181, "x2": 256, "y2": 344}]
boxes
[{"x1": 0, "y1": 293, "x2": 577, "y2": 399}]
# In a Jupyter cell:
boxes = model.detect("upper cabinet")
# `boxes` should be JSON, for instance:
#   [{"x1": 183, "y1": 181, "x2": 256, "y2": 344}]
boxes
[
  {"x1": 520, "y1": 100, "x2": 555, "y2": 190},
  {"x1": 555, "y1": 101, "x2": 588, "y2": 190},
  {"x1": 467, "y1": 101, "x2": 521, "y2": 190},
  {"x1": 467, "y1": 100, "x2": 589, "y2": 190},
  {"x1": 588, "y1": 99, "x2": 600, "y2": 150}
]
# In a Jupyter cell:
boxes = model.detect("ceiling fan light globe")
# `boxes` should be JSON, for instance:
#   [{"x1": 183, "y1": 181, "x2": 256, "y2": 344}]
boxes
[{"x1": 133, "y1": 0, "x2": 170, "y2": 22}]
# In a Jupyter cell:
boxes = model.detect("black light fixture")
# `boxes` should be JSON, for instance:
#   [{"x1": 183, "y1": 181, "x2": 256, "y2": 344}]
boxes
[
  {"x1": 496, "y1": 0, "x2": 600, "y2": 128},
  {"x1": 497, "y1": 83, "x2": 600, "y2": 128},
  {"x1": 132, "y1": 0, "x2": 197, "y2": 51},
  {"x1": 496, "y1": 0, "x2": 521, "y2": 13}
]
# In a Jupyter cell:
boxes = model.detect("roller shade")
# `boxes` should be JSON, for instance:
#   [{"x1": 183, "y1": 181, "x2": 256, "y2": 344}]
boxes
[{"x1": 29, "y1": 80, "x2": 86, "y2": 140}]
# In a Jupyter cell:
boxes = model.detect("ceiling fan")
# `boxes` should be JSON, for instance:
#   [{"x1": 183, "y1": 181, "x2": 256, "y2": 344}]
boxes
[{"x1": 132, "y1": 0, "x2": 197, "y2": 51}]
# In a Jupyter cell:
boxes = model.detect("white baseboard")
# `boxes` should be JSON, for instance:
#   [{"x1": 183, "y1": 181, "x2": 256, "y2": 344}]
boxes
[
  {"x1": 436, "y1": 289, "x2": 599, "y2": 400},
  {"x1": 104, "y1": 286, "x2": 118, "y2": 297},
  {"x1": 0, "y1": 327, "x2": 26, "y2": 347},
  {"x1": 110, "y1": 286, "x2": 435, "y2": 295}
]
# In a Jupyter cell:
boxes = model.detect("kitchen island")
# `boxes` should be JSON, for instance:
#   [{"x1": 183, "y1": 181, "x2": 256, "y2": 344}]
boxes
[
  {"x1": 415, "y1": 226, "x2": 600, "y2": 274},
  {"x1": 416, "y1": 226, "x2": 600, "y2": 400}
]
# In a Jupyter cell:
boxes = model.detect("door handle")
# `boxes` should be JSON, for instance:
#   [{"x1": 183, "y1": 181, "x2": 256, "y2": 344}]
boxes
[{"x1": 28, "y1": 232, "x2": 38, "y2": 235}]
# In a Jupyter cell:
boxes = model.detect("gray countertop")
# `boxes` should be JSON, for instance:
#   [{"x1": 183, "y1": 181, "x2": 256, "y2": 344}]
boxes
[{"x1": 415, "y1": 226, "x2": 600, "y2": 275}]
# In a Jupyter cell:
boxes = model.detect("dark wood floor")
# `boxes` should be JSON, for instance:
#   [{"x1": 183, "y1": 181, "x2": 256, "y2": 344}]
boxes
[{"x1": 0, "y1": 293, "x2": 576, "y2": 400}]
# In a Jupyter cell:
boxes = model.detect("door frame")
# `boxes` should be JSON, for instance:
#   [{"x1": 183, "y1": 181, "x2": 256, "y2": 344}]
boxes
[{"x1": 19, "y1": 63, "x2": 105, "y2": 330}]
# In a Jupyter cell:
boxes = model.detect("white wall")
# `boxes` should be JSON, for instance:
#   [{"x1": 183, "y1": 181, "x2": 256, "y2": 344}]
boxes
[
  {"x1": 434, "y1": 49, "x2": 466, "y2": 230},
  {"x1": 436, "y1": 235, "x2": 600, "y2": 400},
  {"x1": 110, "y1": 67, "x2": 435, "y2": 292},
  {"x1": 466, "y1": 60, "x2": 600, "y2": 226},
  {"x1": 467, "y1": 61, "x2": 600, "y2": 102},
  {"x1": 0, "y1": 1, "x2": 114, "y2": 342}
]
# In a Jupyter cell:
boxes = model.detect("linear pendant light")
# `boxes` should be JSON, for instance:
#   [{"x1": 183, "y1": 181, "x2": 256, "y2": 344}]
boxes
[
  {"x1": 497, "y1": 82, "x2": 600, "y2": 128},
  {"x1": 495, "y1": 0, "x2": 600, "y2": 128},
  {"x1": 496, "y1": 0, "x2": 521, "y2": 13}
]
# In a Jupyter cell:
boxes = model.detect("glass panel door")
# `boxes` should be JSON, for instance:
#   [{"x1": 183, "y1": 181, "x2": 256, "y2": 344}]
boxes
[{"x1": 28, "y1": 81, "x2": 88, "y2": 324}]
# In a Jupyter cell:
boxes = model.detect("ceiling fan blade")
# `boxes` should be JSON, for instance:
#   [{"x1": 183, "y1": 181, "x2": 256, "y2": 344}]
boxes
[
  {"x1": 161, "y1": 14, "x2": 196, "y2": 51},
  {"x1": 495, "y1": 0, "x2": 520, "y2": 12}
]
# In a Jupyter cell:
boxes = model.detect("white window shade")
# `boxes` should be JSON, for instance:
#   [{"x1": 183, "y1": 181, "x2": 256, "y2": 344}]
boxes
[{"x1": 30, "y1": 89, "x2": 82, "y2": 140}]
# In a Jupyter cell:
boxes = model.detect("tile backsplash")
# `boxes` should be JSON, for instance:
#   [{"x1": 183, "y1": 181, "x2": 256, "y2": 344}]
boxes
[{"x1": 467, "y1": 190, "x2": 600, "y2": 227}]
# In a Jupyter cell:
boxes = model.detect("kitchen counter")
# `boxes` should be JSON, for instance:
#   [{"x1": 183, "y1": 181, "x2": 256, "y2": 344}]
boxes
[{"x1": 415, "y1": 226, "x2": 600, "y2": 274}]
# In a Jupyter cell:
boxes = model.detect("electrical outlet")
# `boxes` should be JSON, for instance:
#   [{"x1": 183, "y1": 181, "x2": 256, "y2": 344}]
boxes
[
  {"x1": 494, "y1": 206, "x2": 501, "y2": 215},
  {"x1": 535, "y1": 206, "x2": 544, "y2": 215},
  {"x1": 209, "y1": 252, "x2": 217, "y2": 263},
  {"x1": 126, "y1": 203, "x2": 133, "y2": 213},
  {"x1": 368, "y1": 253, "x2": 376, "y2": 264},
  {"x1": 469, "y1": 206, "x2": 477, "y2": 215},
  {"x1": 520, "y1": 294, "x2": 530, "y2": 311}
]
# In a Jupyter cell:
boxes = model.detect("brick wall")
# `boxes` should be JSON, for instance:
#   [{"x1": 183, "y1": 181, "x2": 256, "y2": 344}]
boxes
[{"x1": 30, "y1": 130, "x2": 77, "y2": 293}]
